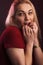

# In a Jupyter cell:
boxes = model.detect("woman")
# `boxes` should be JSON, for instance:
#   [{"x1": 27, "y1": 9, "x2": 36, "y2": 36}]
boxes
[{"x1": 0, "y1": 0, "x2": 43, "y2": 65}]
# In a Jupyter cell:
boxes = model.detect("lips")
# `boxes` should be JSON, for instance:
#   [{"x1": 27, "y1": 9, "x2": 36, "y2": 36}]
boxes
[
  {"x1": 24, "y1": 22, "x2": 31, "y2": 26},
  {"x1": 23, "y1": 21, "x2": 34, "y2": 29}
]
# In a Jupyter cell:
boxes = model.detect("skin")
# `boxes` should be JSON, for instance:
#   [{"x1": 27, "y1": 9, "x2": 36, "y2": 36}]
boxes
[
  {"x1": 7, "y1": 2, "x2": 43, "y2": 65},
  {"x1": 15, "y1": 3, "x2": 35, "y2": 65},
  {"x1": 14, "y1": 3, "x2": 43, "y2": 65},
  {"x1": 15, "y1": 3, "x2": 34, "y2": 27}
]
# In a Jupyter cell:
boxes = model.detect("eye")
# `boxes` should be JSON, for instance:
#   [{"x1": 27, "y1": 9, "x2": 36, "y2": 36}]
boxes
[
  {"x1": 28, "y1": 11, "x2": 33, "y2": 15},
  {"x1": 16, "y1": 12, "x2": 24, "y2": 16},
  {"x1": 17, "y1": 12, "x2": 23, "y2": 16}
]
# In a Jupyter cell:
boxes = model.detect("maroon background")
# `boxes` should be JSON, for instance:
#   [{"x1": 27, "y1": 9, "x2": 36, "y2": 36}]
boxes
[{"x1": 0, "y1": 0, "x2": 43, "y2": 38}]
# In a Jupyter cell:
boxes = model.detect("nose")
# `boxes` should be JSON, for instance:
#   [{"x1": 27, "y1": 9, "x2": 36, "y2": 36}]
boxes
[
  {"x1": 25, "y1": 14, "x2": 29, "y2": 21},
  {"x1": 24, "y1": 14, "x2": 31, "y2": 25}
]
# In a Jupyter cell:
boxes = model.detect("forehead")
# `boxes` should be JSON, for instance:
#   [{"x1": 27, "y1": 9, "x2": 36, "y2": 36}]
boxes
[{"x1": 16, "y1": 3, "x2": 32, "y2": 12}]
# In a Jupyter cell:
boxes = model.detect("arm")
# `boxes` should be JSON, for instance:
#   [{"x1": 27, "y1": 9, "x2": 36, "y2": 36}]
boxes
[
  {"x1": 32, "y1": 22, "x2": 43, "y2": 65},
  {"x1": 25, "y1": 43, "x2": 33, "y2": 65},
  {"x1": 33, "y1": 38, "x2": 43, "y2": 65},
  {"x1": 6, "y1": 48, "x2": 25, "y2": 65},
  {"x1": 22, "y1": 25, "x2": 34, "y2": 65},
  {"x1": 6, "y1": 46, "x2": 33, "y2": 65},
  {"x1": 4, "y1": 26, "x2": 33, "y2": 65},
  {"x1": 4, "y1": 27, "x2": 25, "y2": 65}
]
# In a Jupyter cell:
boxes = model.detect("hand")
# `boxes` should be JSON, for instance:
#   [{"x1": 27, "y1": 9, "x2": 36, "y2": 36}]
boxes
[
  {"x1": 22, "y1": 25, "x2": 34, "y2": 47},
  {"x1": 29, "y1": 22, "x2": 39, "y2": 47},
  {"x1": 25, "y1": 22, "x2": 39, "y2": 47},
  {"x1": 28, "y1": 22, "x2": 38, "y2": 36}
]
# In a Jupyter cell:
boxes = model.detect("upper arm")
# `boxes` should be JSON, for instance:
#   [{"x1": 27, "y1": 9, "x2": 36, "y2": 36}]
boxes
[
  {"x1": 4, "y1": 27, "x2": 25, "y2": 48},
  {"x1": 6, "y1": 48, "x2": 25, "y2": 65},
  {"x1": 3, "y1": 27, "x2": 25, "y2": 65}
]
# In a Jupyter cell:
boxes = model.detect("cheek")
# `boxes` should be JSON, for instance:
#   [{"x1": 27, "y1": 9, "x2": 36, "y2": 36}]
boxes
[
  {"x1": 30, "y1": 15, "x2": 34, "y2": 22},
  {"x1": 16, "y1": 16, "x2": 24, "y2": 25}
]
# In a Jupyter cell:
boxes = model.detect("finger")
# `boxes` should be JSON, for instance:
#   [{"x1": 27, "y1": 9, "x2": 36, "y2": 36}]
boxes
[
  {"x1": 32, "y1": 23, "x2": 38, "y2": 33},
  {"x1": 25, "y1": 25, "x2": 29, "y2": 36},
  {"x1": 28, "y1": 26, "x2": 33, "y2": 34},
  {"x1": 28, "y1": 22, "x2": 34, "y2": 28},
  {"x1": 24, "y1": 25, "x2": 32, "y2": 36},
  {"x1": 22, "y1": 26, "x2": 26, "y2": 37},
  {"x1": 23, "y1": 25, "x2": 30, "y2": 37}
]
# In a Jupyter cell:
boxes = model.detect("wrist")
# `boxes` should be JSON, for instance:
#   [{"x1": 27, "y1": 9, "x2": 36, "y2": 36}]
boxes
[
  {"x1": 33, "y1": 45, "x2": 40, "y2": 49},
  {"x1": 33, "y1": 41, "x2": 40, "y2": 50},
  {"x1": 34, "y1": 38, "x2": 39, "y2": 46},
  {"x1": 26, "y1": 43, "x2": 33, "y2": 56},
  {"x1": 26, "y1": 43, "x2": 33, "y2": 52}
]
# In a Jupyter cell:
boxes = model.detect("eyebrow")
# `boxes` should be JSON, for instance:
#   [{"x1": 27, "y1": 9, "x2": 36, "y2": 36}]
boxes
[
  {"x1": 16, "y1": 9, "x2": 33, "y2": 14},
  {"x1": 15, "y1": 10, "x2": 25, "y2": 15},
  {"x1": 16, "y1": 10, "x2": 25, "y2": 13},
  {"x1": 28, "y1": 9, "x2": 33, "y2": 12}
]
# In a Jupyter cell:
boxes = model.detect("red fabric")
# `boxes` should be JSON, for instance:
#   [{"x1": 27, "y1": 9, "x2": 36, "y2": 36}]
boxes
[
  {"x1": 0, "y1": 26, "x2": 25, "y2": 65},
  {"x1": 1, "y1": 26, "x2": 25, "y2": 48}
]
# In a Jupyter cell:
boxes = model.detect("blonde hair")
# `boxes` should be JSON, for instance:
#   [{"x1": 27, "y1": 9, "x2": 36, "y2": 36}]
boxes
[
  {"x1": 5, "y1": 0, "x2": 42, "y2": 47},
  {"x1": 5, "y1": 0, "x2": 38, "y2": 26}
]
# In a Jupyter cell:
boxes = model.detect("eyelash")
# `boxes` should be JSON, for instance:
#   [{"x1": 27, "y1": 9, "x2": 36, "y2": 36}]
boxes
[
  {"x1": 28, "y1": 11, "x2": 33, "y2": 15},
  {"x1": 16, "y1": 11, "x2": 33, "y2": 16},
  {"x1": 17, "y1": 12, "x2": 24, "y2": 16}
]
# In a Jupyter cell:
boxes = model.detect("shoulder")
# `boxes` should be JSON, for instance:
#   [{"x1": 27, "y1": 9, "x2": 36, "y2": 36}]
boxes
[
  {"x1": 0, "y1": 26, "x2": 25, "y2": 48},
  {"x1": 0, "y1": 26, "x2": 21, "y2": 44},
  {"x1": 5, "y1": 26, "x2": 23, "y2": 39},
  {"x1": 5, "y1": 26, "x2": 21, "y2": 34},
  {"x1": 0, "y1": 26, "x2": 21, "y2": 38}
]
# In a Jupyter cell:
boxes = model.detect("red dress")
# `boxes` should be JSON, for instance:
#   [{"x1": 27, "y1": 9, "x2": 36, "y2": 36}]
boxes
[{"x1": 0, "y1": 26, "x2": 25, "y2": 65}]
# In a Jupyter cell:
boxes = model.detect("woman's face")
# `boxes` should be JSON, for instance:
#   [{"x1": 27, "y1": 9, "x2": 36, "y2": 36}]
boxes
[{"x1": 15, "y1": 3, "x2": 34, "y2": 27}]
